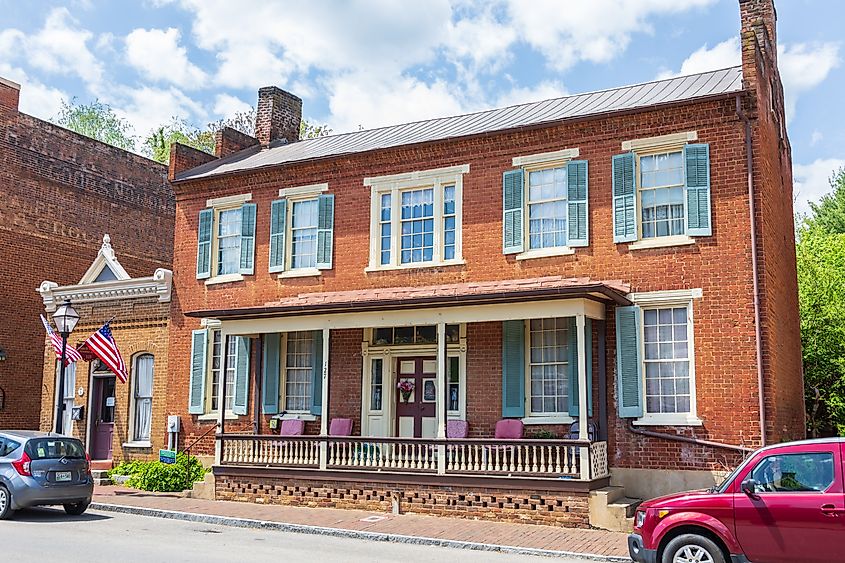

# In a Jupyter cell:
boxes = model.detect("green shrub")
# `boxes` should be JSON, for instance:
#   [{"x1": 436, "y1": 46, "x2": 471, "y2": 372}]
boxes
[{"x1": 109, "y1": 453, "x2": 206, "y2": 492}]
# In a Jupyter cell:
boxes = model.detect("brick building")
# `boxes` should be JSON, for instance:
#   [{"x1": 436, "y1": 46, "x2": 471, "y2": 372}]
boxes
[
  {"x1": 166, "y1": 0, "x2": 801, "y2": 528},
  {"x1": 37, "y1": 235, "x2": 173, "y2": 464},
  {"x1": 0, "y1": 77, "x2": 174, "y2": 429}
]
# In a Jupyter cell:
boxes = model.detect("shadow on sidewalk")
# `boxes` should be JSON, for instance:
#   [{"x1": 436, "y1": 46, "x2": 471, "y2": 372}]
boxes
[{"x1": 11, "y1": 506, "x2": 111, "y2": 523}]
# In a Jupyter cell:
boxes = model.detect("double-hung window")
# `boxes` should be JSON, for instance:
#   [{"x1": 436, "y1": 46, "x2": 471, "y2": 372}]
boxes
[
  {"x1": 259, "y1": 331, "x2": 324, "y2": 417},
  {"x1": 527, "y1": 318, "x2": 570, "y2": 416},
  {"x1": 615, "y1": 289, "x2": 702, "y2": 426},
  {"x1": 366, "y1": 165, "x2": 467, "y2": 270},
  {"x1": 196, "y1": 194, "x2": 256, "y2": 283},
  {"x1": 283, "y1": 331, "x2": 314, "y2": 412},
  {"x1": 269, "y1": 184, "x2": 335, "y2": 276},
  {"x1": 503, "y1": 149, "x2": 588, "y2": 257},
  {"x1": 188, "y1": 326, "x2": 252, "y2": 417},
  {"x1": 132, "y1": 354, "x2": 154, "y2": 443},
  {"x1": 612, "y1": 132, "x2": 712, "y2": 248}
]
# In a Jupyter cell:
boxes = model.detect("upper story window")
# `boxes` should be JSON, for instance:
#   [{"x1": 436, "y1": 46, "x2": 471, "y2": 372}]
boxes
[
  {"x1": 613, "y1": 131, "x2": 711, "y2": 249},
  {"x1": 503, "y1": 148, "x2": 588, "y2": 258},
  {"x1": 196, "y1": 193, "x2": 256, "y2": 283},
  {"x1": 366, "y1": 164, "x2": 468, "y2": 271},
  {"x1": 269, "y1": 184, "x2": 334, "y2": 277}
]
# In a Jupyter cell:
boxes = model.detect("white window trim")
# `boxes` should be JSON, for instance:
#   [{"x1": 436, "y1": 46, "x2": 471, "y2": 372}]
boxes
[
  {"x1": 206, "y1": 192, "x2": 252, "y2": 208},
  {"x1": 279, "y1": 332, "x2": 315, "y2": 415},
  {"x1": 204, "y1": 329, "x2": 240, "y2": 417},
  {"x1": 282, "y1": 194, "x2": 322, "y2": 275},
  {"x1": 278, "y1": 183, "x2": 328, "y2": 198},
  {"x1": 366, "y1": 164, "x2": 468, "y2": 271},
  {"x1": 278, "y1": 267, "x2": 321, "y2": 279},
  {"x1": 128, "y1": 353, "x2": 154, "y2": 443},
  {"x1": 523, "y1": 318, "x2": 571, "y2": 420},
  {"x1": 205, "y1": 273, "x2": 244, "y2": 286},
  {"x1": 622, "y1": 131, "x2": 697, "y2": 152},
  {"x1": 630, "y1": 289, "x2": 703, "y2": 427},
  {"x1": 628, "y1": 235, "x2": 695, "y2": 251},
  {"x1": 514, "y1": 148, "x2": 580, "y2": 257},
  {"x1": 122, "y1": 441, "x2": 152, "y2": 448},
  {"x1": 206, "y1": 194, "x2": 251, "y2": 285},
  {"x1": 198, "y1": 412, "x2": 239, "y2": 421}
]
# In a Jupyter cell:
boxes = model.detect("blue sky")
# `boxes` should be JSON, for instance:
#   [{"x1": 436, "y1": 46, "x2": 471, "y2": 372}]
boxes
[{"x1": 1, "y1": 0, "x2": 841, "y2": 213}]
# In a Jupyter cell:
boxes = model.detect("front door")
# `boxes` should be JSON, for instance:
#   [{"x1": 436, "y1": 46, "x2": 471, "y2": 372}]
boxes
[
  {"x1": 90, "y1": 376, "x2": 116, "y2": 460},
  {"x1": 395, "y1": 357, "x2": 436, "y2": 438}
]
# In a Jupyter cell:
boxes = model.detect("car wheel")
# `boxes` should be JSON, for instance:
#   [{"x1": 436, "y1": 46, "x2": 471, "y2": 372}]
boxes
[
  {"x1": 63, "y1": 500, "x2": 90, "y2": 516},
  {"x1": 0, "y1": 486, "x2": 14, "y2": 520},
  {"x1": 662, "y1": 534, "x2": 726, "y2": 563}
]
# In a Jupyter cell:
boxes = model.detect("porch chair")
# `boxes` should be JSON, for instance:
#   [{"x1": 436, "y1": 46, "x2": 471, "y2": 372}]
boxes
[
  {"x1": 446, "y1": 420, "x2": 469, "y2": 439},
  {"x1": 329, "y1": 418, "x2": 353, "y2": 436},
  {"x1": 279, "y1": 419, "x2": 305, "y2": 436},
  {"x1": 494, "y1": 419, "x2": 524, "y2": 440},
  {"x1": 567, "y1": 420, "x2": 597, "y2": 441}
]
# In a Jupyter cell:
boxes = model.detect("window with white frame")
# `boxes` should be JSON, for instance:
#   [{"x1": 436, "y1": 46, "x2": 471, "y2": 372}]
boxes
[
  {"x1": 527, "y1": 318, "x2": 569, "y2": 415},
  {"x1": 132, "y1": 354, "x2": 154, "y2": 442},
  {"x1": 284, "y1": 331, "x2": 314, "y2": 412},
  {"x1": 638, "y1": 151, "x2": 685, "y2": 239},
  {"x1": 216, "y1": 208, "x2": 242, "y2": 275},
  {"x1": 527, "y1": 166, "x2": 568, "y2": 249},
  {"x1": 196, "y1": 193, "x2": 255, "y2": 282},
  {"x1": 55, "y1": 361, "x2": 76, "y2": 435},
  {"x1": 269, "y1": 185, "x2": 334, "y2": 275},
  {"x1": 642, "y1": 306, "x2": 691, "y2": 414},
  {"x1": 208, "y1": 330, "x2": 236, "y2": 413},
  {"x1": 290, "y1": 198, "x2": 318, "y2": 269},
  {"x1": 366, "y1": 165, "x2": 467, "y2": 270}
]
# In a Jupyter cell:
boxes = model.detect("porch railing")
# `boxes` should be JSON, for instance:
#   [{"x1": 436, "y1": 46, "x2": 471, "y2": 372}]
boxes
[{"x1": 219, "y1": 434, "x2": 608, "y2": 480}]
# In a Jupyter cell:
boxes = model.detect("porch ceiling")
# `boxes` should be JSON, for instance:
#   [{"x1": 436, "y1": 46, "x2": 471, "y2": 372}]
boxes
[{"x1": 186, "y1": 276, "x2": 631, "y2": 321}]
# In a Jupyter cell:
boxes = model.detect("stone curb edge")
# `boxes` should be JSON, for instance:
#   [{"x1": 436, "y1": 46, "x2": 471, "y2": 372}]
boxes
[{"x1": 90, "y1": 502, "x2": 628, "y2": 562}]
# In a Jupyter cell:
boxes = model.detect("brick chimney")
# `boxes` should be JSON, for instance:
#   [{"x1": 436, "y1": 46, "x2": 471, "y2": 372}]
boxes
[
  {"x1": 739, "y1": 0, "x2": 778, "y2": 91},
  {"x1": 255, "y1": 86, "x2": 301, "y2": 147},
  {"x1": 0, "y1": 76, "x2": 21, "y2": 111}
]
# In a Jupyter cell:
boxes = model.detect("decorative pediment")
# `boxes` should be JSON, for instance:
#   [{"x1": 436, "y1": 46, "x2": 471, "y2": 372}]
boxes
[{"x1": 79, "y1": 234, "x2": 130, "y2": 284}]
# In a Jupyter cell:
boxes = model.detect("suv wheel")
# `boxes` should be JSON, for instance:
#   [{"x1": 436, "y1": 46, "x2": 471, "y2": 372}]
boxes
[
  {"x1": 663, "y1": 534, "x2": 726, "y2": 563},
  {"x1": 63, "y1": 500, "x2": 90, "y2": 516},
  {"x1": 0, "y1": 486, "x2": 14, "y2": 520}
]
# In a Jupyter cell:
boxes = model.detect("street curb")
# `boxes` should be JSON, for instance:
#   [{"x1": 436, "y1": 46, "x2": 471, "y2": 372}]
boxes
[{"x1": 90, "y1": 502, "x2": 628, "y2": 562}]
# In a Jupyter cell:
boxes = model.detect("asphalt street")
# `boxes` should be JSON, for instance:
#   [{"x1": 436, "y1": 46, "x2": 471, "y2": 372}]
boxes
[{"x1": 0, "y1": 507, "x2": 604, "y2": 563}]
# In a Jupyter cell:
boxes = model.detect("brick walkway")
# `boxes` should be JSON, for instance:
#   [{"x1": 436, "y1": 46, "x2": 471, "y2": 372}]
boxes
[{"x1": 93, "y1": 486, "x2": 629, "y2": 559}]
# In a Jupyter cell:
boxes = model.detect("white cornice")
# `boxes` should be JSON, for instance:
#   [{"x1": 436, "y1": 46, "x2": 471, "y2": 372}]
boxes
[
  {"x1": 364, "y1": 164, "x2": 470, "y2": 187},
  {"x1": 79, "y1": 234, "x2": 130, "y2": 284},
  {"x1": 38, "y1": 269, "x2": 173, "y2": 312}
]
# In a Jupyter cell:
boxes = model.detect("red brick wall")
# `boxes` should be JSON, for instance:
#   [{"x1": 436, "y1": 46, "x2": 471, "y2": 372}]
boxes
[
  {"x1": 0, "y1": 92, "x2": 172, "y2": 429},
  {"x1": 167, "y1": 78, "x2": 798, "y2": 472}
]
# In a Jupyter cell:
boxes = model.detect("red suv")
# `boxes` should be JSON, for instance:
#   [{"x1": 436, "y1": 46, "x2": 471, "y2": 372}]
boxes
[{"x1": 628, "y1": 438, "x2": 845, "y2": 563}]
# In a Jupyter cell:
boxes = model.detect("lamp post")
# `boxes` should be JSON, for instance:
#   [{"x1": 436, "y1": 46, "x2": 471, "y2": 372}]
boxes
[{"x1": 53, "y1": 301, "x2": 79, "y2": 434}]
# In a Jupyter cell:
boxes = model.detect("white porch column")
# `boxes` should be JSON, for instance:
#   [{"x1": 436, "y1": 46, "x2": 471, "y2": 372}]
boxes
[
  {"x1": 436, "y1": 322, "x2": 447, "y2": 475},
  {"x1": 215, "y1": 334, "x2": 229, "y2": 465},
  {"x1": 576, "y1": 314, "x2": 590, "y2": 480},
  {"x1": 319, "y1": 328, "x2": 330, "y2": 470}
]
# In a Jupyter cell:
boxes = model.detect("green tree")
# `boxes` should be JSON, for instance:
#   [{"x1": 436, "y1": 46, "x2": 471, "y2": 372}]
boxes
[
  {"x1": 300, "y1": 119, "x2": 332, "y2": 139},
  {"x1": 54, "y1": 98, "x2": 136, "y2": 151},
  {"x1": 144, "y1": 118, "x2": 215, "y2": 164},
  {"x1": 797, "y1": 222, "x2": 845, "y2": 436},
  {"x1": 806, "y1": 168, "x2": 845, "y2": 234}
]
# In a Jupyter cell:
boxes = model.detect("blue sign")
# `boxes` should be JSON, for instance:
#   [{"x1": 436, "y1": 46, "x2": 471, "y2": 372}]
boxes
[{"x1": 159, "y1": 449, "x2": 176, "y2": 464}]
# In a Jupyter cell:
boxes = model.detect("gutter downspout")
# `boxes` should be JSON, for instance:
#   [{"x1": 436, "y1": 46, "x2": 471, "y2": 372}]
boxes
[
  {"x1": 736, "y1": 93, "x2": 767, "y2": 447},
  {"x1": 627, "y1": 420, "x2": 754, "y2": 454}
]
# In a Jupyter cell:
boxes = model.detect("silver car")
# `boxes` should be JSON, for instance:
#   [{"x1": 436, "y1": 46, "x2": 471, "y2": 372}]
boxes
[{"x1": 0, "y1": 431, "x2": 93, "y2": 519}]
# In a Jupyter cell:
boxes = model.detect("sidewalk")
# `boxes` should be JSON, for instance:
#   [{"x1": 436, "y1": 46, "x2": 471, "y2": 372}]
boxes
[{"x1": 92, "y1": 486, "x2": 629, "y2": 560}]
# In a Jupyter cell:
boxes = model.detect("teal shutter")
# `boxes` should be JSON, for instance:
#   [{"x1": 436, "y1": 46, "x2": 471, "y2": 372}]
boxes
[
  {"x1": 612, "y1": 153, "x2": 637, "y2": 243},
  {"x1": 269, "y1": 199, "x2": 287, "y2": 273},
  {"x1": 316, "y1": 194, "x2": 335, "y2": 269},
  {"x1": 262, "y1": 334, "x2": 280, "y2": 415},
  {"x1": 239, "y1": 202, "x2": 257, "y2": 275},
  {"x1": 501, "y1": 320, "x2": 525, "y2": 418},
  {"x1": 502, "y1": 169, "x2": 524, "y2": 254},
  {"x1": 616, "y1": 306, "x2": 643, "y2": 418},
  {"x1": 684, "y1": 143, "x2": 712, "y2": 237},
  {"x1": 232, "y1": 336, "x2": 250, "y2": 416},
  {"x1": 196, "y1": 209, "x2": 213, "y2": 279},
  {"x1": 566, "y1": 160, "x2": 589, "y2": 247},
  {"x1": 568, "y1": 318, "x2": 593, "y2": 417},
  {"x1": 188, "y1": 329, "x2": 207, "y2": 414},
  {"x1": 310, "y1": 330, "x2": 324, "y2": 416}
]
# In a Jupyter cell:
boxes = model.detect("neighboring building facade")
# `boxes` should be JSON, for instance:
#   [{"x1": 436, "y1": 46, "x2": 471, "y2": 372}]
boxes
[
  {"x1": 38, "y1": 236, "x2": 173, "y2": 464},
  {"x1": 0, "y1": 77, "x2": 173, "y2": 429},
  {"x1": 166, "y1": 0, "x2": 801, "y2": 526}
]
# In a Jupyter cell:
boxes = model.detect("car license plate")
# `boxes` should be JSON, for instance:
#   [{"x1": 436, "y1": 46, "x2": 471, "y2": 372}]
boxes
[{"x1": 55, "y1": 471, "x2": 72, "y2": 482}]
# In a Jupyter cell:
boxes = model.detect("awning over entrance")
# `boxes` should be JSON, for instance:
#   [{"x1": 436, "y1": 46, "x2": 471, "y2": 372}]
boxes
[{"x1": 186, "y1": 276, "x2": 631, "y2": 321}]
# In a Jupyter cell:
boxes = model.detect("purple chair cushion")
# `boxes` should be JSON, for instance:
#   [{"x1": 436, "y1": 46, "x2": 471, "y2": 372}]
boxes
[
  {"x1": 329, "y1": 418, "x2": 353, "y2": 436},
  {"x1": 494, "y1": 419, "x2": 524, "y2": 440},
  {"x1": 446, "y1": 420, "x2": 468, "y2": 439},
  {"x1": 279, "y1": 419, "x2": 305, "y2": 436}
]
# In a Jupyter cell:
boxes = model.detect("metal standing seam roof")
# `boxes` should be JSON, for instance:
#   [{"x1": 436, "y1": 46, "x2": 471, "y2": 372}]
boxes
[{"x1": 176, "y1": 66, "x2": 744, "y2": 182}]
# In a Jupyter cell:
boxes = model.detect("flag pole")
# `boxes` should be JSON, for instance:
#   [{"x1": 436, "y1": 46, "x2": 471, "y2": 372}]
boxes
[{"x1": 55, "y1": 332, "x2": 69, "y2": 434}]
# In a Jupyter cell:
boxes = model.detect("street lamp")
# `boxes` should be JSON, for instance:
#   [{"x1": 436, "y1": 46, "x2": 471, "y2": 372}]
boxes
[{"x1": 53, "y1": 301, "x2": 79, "y2": 434}]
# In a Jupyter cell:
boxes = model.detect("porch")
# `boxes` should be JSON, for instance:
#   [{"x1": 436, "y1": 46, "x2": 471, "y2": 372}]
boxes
[{"x1": 191, "y1": 277, "x2": 629, "y2": 498}]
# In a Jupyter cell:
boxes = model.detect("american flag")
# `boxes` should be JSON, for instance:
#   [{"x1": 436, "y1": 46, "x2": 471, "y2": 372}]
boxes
[
  {"x1": 82, "y1": 322, "x2": 128, "y2": 383},
  {"x1": 40, "y1": 315, "x2": 82, "y2": 365}
]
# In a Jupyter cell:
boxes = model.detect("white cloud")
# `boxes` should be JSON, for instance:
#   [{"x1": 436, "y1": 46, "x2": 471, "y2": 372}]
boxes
[
  {"x1": 24, "y1": 8, "x2": 103, "y2": 85},
  {"x1": 811, "y1": 130, "x2": 824, "y2": 147},
  {"x1": 106, "y1": 85, "x2": 208, "y2": 138},
  {"x1": 778, "y1": 42, "x2": 840, "y2": 121},
  {"x1": 656, "y1": 37, "x2": 740, "y2": 79},
  {"x1": 212, "y1": 93, "x2": 251, "y2": 119},
  {"x1": 794, "y1": 158, "x2": 845, "y2": 216},
  {"x1": 495, "y1": 80, "x2": 567, "y2": 107},
  {"x1": 126, "y1": 27, "x2": 207, "y2": 89},
  {"x1": 0, "y1": 63, "x2": 67, "y2": 119}
]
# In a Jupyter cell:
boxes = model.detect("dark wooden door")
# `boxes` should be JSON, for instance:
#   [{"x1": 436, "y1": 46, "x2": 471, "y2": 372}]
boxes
[
  {"x1": 395, "y1": 357, "x2": 436, "y2": 438},
  {"x1": 91, "y1": 376, "x2": 115, "y2": 460}
]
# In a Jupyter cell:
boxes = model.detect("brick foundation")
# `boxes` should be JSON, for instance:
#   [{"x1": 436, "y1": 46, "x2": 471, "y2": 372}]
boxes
[{"x1": 214, "y1": 470, "x2": 591, "y2": 527}]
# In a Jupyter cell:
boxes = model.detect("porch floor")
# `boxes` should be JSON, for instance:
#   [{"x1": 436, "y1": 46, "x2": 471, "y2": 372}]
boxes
[{"x1": 92, "y1": 485, "x2": 628, "y2": 559}]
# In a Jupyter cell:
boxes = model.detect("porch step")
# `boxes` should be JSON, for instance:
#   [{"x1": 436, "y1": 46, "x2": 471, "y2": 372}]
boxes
[
  {"x1": 589, "y1": 486, "x2": 641, "y2": 532},
  {"x1": 186, "y1": 471, "x2": 215, "y2": 500},
  {"x1": 91, "y1": 469, "x2": 113, "y2": 487}
]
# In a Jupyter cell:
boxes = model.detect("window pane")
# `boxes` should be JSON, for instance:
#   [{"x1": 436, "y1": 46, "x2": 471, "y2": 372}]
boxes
[
  {"x1": 370, "y1": 359, "x2": 383, "y2": 411},
  {"x1": 210, "y1": 330, "x2": 222, "y2": 412},
  {"x1": 285, "y1": 331, "x2": 314, "y2": 412},
  {"x1": 528, "y1": 317, "x2": 569, "y2": 415},
  {"x1": 643, "y1": 305, "x2": 691, "y2": 415},
  {"x1": 399, "y1": 188, "x2": 434, "y2": 264},
  {"x1": 134, "y1": 354, "x2": 154, "y2": 441},
  {"x1": 527, "y1": 166, "x2": 567, "y2": 250},
  {"x1": 291, "y1": 199, "x2": 318, "y2": 269},
  {"x1": 751, "y1": 453, "x2": 835, "y2": 493},
  {"x1": 639, "y1": 151, "x2": 685, "y2": 239},
  {"x1": 217, "y1": 208, "x2": 242, "y2": 275}
]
